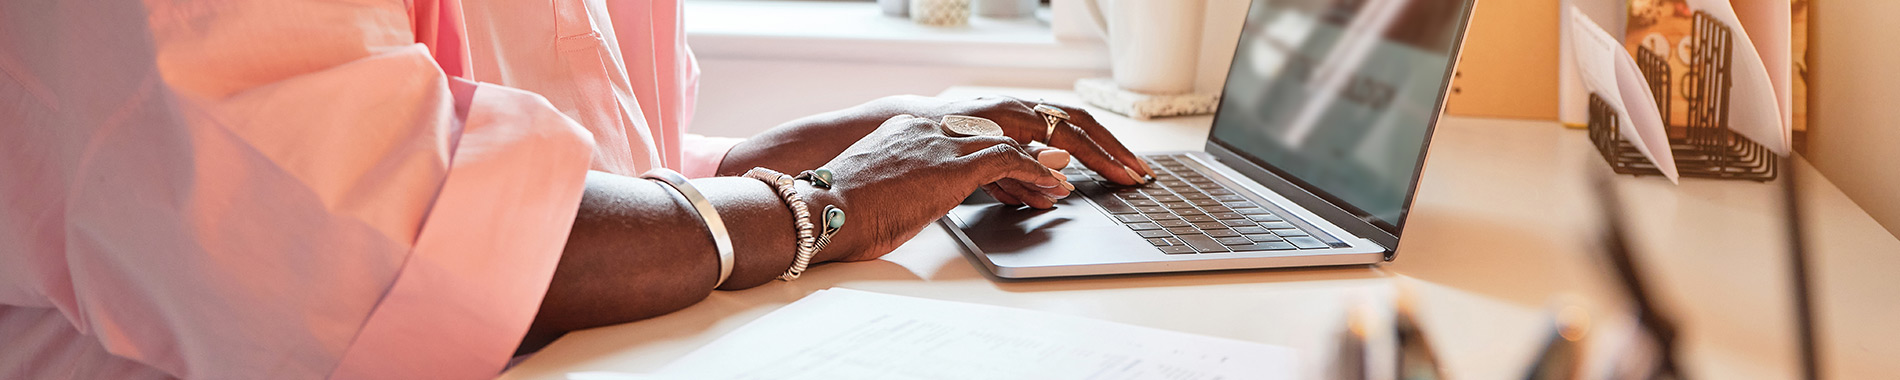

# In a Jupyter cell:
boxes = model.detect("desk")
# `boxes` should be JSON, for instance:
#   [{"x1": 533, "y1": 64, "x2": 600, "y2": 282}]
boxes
[{"x1": 500, "y1": 86, "x2": 1899, "y2": 380}]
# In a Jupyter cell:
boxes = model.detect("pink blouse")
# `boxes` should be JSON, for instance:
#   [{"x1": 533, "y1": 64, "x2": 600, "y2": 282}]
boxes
[{"x1": 0, "y1": 0, "x2": 735, "y2": 378}]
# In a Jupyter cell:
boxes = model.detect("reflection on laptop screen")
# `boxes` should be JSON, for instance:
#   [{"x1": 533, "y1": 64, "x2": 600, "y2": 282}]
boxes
[{"x1": 1211, "y1": 0, "x2": 1472, "y2": 229}]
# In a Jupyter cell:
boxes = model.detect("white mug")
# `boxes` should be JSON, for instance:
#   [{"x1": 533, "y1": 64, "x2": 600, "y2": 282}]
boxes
[{"x1": 1082, "y1": 0, "x2": 1206, "y2": 95}]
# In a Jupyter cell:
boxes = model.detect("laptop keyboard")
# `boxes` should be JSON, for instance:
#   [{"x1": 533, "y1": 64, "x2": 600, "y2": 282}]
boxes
[{"x1": 1064, "y1": 154, "x2": 1337, "y2": 254}]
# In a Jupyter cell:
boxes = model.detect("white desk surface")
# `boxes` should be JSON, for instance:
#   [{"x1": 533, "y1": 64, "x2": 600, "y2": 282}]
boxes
[{"x1": 500, "y1": 86, "x2": 1900, "y2": 380}]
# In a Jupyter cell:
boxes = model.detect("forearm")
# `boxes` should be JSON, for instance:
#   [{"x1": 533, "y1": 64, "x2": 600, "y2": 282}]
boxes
[
  {"x1": 520, "y1": 170, "x2": 801, "y2": 352},
  {"x1": 717, "y1": 95, "x2": 934, "y2": 176}
]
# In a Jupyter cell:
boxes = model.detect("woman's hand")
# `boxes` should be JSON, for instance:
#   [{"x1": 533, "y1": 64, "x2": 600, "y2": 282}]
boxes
[
  {"x1": 718, "y1": 95, "x2": 1154, "y2": 209},
  {"x1": 907, "y1": 95, "x2": 1154, "y2": 208},
  {"x1": 804, "y1": 115, "x2": 1070, "y2": 262}
]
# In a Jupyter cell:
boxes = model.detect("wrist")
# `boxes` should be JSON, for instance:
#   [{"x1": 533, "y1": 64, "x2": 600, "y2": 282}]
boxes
[{"x1": 799, "y1": 181, "x2": 857, "y2": 263}]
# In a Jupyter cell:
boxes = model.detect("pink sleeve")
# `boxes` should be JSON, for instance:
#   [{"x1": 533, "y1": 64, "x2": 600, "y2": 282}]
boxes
[
  {"x1": 0, "y1": 2, "x2": 593, "y2": 377},
  {"x1": 328, "y1": 82, "x2": 593, "y2": 379},
  {"x1": 681, "y1": 134, "x2": 743, "y2": 178},
  {"x1": 608, "y1": 0, "x2": 703, "y2": 173}
]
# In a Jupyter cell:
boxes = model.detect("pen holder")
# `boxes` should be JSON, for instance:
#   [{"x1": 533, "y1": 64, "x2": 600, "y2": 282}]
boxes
[{"x1": 1587, "y1": 11, "x2": 1777, "y2": 181}]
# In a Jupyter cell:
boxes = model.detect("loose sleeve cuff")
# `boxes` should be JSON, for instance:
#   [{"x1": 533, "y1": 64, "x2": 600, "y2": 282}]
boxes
[
  {"x1": 679, "y1": 133, "x2": 742, "y2": 178},
  {"x1": 328, "y1": 83, "x2": 595, "y2": 379}
]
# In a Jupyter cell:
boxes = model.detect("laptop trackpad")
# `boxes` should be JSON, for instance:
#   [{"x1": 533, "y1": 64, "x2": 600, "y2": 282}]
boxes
[{"x1": 949, "y1": 191, "x2": 1153, "y2": 264}]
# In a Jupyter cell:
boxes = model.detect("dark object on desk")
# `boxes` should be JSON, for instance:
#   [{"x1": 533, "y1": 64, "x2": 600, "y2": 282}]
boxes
[
  {"x1": 1521, "y1": 307, "x2": 1587, "y2": 380},
  {"x1": 1591, "y1": 175, "x2": 1689, "y2": 380},
  {"x1": 1781, "y1": 155, "x2": 1820, "y2": 380},
  {"x1": 1587, "y1": 11, "x2": 1778, "y2": 181},
  {"x1": 1395, "y1": 301, "x2": 1445, "y2": 380}
]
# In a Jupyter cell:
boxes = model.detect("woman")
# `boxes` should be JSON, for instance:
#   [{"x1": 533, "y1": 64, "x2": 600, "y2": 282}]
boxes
[{"x1": 0, "y1": 0, "x2": 1151, "y2": 378}]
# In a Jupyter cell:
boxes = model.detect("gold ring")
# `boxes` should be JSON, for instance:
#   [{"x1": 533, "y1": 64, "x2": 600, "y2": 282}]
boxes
[{"x1": 1033, "y1": 104, "x2": 1069, "y2": 145}]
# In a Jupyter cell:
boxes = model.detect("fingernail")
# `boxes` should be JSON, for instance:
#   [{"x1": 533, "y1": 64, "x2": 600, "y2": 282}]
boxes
[
  {"x1": 1124, "y1": 166, "x2": 1148, "y2": 184},
  {"x1": 1135, "y1": 159, "x2": 1154, "y2": 175},
  {"x1": 1036, "y1": 195, "x2": 1060, "y2": 207},
  {"x1": 1037, "y1": 169, "x2": 1066, "y2": 188},
  {"x1": 1037, "y1": 149, "x2": 1072, "y2": 169}
]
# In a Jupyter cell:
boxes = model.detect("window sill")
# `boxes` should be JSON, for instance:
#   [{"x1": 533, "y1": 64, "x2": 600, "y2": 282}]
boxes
[{"x1": 684, "y1": 0, "x2": 1108, "y2": 70}]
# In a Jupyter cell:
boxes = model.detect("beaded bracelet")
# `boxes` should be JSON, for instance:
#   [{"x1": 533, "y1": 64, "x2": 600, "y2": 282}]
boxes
[{"x1": 744, "y1": 168, "x2": 821, "y2": 281}]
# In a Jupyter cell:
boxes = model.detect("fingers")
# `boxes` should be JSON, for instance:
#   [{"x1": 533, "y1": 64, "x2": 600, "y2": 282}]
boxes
[
  {"x1": 962, "y1": 143, "x2": 1072, "y2": 200},
  {"x1": 1060, "y1": 126, "x2": 1149, "y2": 186},
  {"x1": 981, "y1": 183, "x2": 1024, "y2": 205},
  {"x1": 998, "y1": 179, "x2": 1058, "y2": 209},
  {"x1": 1024, "y1": 146, "x2": 1072, "y2": 169},
  {"x1": 1049, "y1": 103, "x2": 1153, "y2": 177}
]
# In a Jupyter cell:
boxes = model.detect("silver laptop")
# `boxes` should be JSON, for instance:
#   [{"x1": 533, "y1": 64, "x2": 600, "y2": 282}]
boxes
[{"x1": 942, "y1": 0, "x2": 1478, "y2": 278}]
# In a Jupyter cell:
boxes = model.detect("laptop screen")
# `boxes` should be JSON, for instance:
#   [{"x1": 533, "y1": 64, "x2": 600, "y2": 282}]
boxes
[{"x1": 1209, "y1": 0, "x2": 1474, "y2": 232}]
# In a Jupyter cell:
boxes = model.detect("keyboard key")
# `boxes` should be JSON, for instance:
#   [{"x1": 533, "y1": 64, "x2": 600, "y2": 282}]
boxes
[
  {"x1": 1286, "y1": 236, "x2": 1328, "y2": 249},
  {"x1": 1200, "y1": 206, "x2": 1233, "y2": 214},
  {"x1": 1116, "y1": 193, "x2": 1148, "y2": 200},
  {"x1": 1135, "y1": 206, "x2": 1170, "y2": 214},
  {"x1": 1204, "y1": 189, "x2": 1236, "y2": 195},
  {"x1": 1126, "y1": 199, "x2": 1159, "y2": 207},
  {"x1": 1174, "y1": 209, "x2": 1206, "y2": 217},
  {"x1": 1173, "y1": 234, "x2": 1229, "y2": 252},
  {"x1": 1233, "y1": 226, "x2": 1270, "y2": 234},
  {"x1": 1165, "y1": 227, "x2": 1201, "y2": 235},
  {"x1": 1213, "y1": 195, "x2": 1248, "y2": 202},
  {"x1": 1247, "y1": 214, "x2": 1284, "y2": 222},
  {"x1": 1210, "y1": 212, "x2": 1246, "y2": 220},
  {"x1": 1203, "y1": 229, "x2": 1241, "y2": 238},
  {"x1": 1156, "y1": 220, "x2": 1192, "y2": 228},
  {"x1": 1233, "y1": 207, "x2": 1271, "y2": 215},
  {"x1": 1190, "y1": 222, "x2": 1227, "y2": 229},
  {"x1": 1159, "y1": 246, "x2": 1197, "y2": 254},
  {"x1": 1180, "y1": 192, "x2": 1211, "y2": 200},
  {"x1": 1144, "y1": 212, "x2": 1180, "y2": 220},
  {"x1": 1126, "y1": 223, "x2": 1161, "y2": 230},
  {"x1": 1165, "y1": 202, "x2": 1198, "y2": 209},
  {"x1": 1191, "y1": 199, "x2": 1224, "y2": 207},
  {"x1": 1082, "y1": 186, "x2": 1139, "y2": 214},
  {"x1": 1229, "y1": 242, "x2": 1298, "y2": 251},
  {"x1": 1181, "y1": 215, "x2": 1216, "y2": 223},
  {"x1": 1258, "y1": 222, "x2": 1296, "y2": 229},
  {"x1": 1270, "y1": 228, "x2": 1309, "y2": 237},
  {"x1": 1151, "y1": 195, "x2": 1183, "y2": 203},
  {"x1": 1216, "y1": 237, "x2": 1254, "y2": 245},
  {"x1": 1147, "y1": 238, "x2": 1171, "y2": 246},
  {"x1": 1137, "y1": 230, "x2": 1172, "y2": 238},
  {"x1": 1140, "y1": 188, "x2": 1173, "y2": 196},
  {"x1": 1188, "y1": 178, "x2": 1217, "y2": 184},
  {"x1": 1221, "y1": 220, "x2": 1257, "y2": 227},
  {"x1": 1115, "y1": 214, "x2": 1152, "y2": 223},
  {"x1": 1223, "y1": 201, "x2": 1258, "y2": 208},
  {"x1": 1245, "y1": 234, "x2": 1284, "y2": 242}
]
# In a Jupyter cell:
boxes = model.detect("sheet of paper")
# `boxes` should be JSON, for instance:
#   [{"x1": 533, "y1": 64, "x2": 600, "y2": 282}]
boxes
[
  {"x1": 1568, "y1": 7, "x2": 1679, "y2": 183},
  {"x1": 1687, "y1": 0, "x2": 1790, "y2": 155},
  {"x1": 593, "y1": 288, "x2": 1296, "y2": 380}
]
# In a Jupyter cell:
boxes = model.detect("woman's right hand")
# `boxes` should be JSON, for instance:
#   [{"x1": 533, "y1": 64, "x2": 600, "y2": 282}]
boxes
[{"x1": 803, "y1": 115, "x2": 1071, "y2": 263}]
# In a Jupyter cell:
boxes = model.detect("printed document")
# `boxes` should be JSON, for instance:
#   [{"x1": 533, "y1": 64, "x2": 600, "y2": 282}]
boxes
[{"x1": 573, "y1": 288, "x2": 1295, "y2": 380}]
